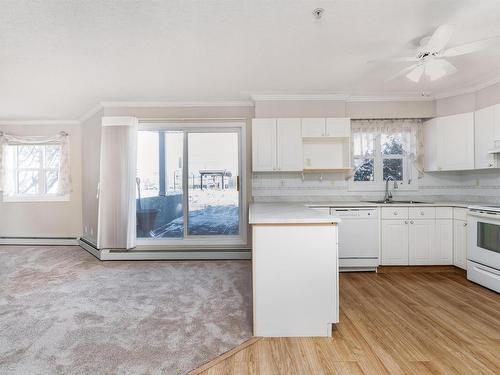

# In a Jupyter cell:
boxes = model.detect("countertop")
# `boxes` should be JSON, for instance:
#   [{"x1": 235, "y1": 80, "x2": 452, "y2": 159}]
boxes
[
  {"x1": 307, "y1": 201, "x2": 472, "y2": 209},
  {"x1": 249, "y1": 203, "x2": 341, "y2": 225}
]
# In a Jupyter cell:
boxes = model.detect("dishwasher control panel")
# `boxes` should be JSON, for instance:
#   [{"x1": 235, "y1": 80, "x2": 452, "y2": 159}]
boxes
[{"x1": 331, "y1": 208, "x2": 378, "y2": 218}]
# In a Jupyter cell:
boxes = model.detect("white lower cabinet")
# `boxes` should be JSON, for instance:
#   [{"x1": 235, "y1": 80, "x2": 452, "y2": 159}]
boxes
[
  {"x1": 453, "y1": 219, "x2": 468, "y2": 269},
  {"x1": 381, "y1": 220, "x2": 409, "y2": 265},
  {"x1": 381, "y1": 206, "x2": 455, "y2": 266},
  {"x1": 409, "y1": 219, "x2": 435, "y2": 265},
  {"x1": 434, "y1": 219, "x2": 454, "y2": 265}
]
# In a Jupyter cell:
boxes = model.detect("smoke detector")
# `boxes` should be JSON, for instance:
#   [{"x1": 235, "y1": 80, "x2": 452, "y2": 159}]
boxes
[{"x1": 313, "y1": 8, "x2": 324, "y2": 19}]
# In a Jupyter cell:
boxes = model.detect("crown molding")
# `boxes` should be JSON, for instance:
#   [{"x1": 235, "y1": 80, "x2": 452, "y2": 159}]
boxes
[
  {"x1": 433, "y1": 75, "x2": 500, "y2": 100},
  {"x1": 347, "y1": 94, "x2": 434, "y2": 102},
  {"x1": 99, "y1": 100, "x2": 254, "y2": 108},
  {"x1": 250, "y1": 93, "x2": 350, "y2": 102},
  {"x1": 250, "y1": 93, "x2": 434, "y2": 102},
  {"x1": 0, "y1": 119, "x2": 79, "y2": 126},
  {"x1": 78, "y1": 103, "x2": 104, "y2": 124}
]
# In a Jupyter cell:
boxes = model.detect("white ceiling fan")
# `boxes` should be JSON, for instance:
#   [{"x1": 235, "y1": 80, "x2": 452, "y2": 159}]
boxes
[{"x1": 382, "y1": 25, "x2": 500, "y2": 83}]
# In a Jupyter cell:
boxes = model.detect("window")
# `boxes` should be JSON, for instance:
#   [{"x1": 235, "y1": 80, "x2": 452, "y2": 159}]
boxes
[
  {"x1": 351, "y1": 120, "x2": 421, "y2": 190},
  {"x1": 3, "y1": 143, "x2": 68, "y2": 201}
]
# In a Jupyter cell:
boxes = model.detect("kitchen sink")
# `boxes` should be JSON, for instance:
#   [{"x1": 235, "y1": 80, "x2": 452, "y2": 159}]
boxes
[{"x1": 365, "y1": 200, "x2": 426, "y2": 204}]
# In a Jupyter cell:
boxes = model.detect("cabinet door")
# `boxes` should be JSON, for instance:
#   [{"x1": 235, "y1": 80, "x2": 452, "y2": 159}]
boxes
[
  {"x1": 474, "y1": 106, "x2": 496, "y2": 169},
  {"x1": 301, "y1": 118, "x2": 326, "y2": 137},
  {"x1": 424, "y1": 119, "x2": 438, "y2": 171},
  {"x1": 277, "y1": 118, "x2": 303, "y2": 171},
  {"x1": 252, "y1": 119, "x2": 277, "y2": 171},
  {"x1": 326, "y1": 118, "x2": 351, "y2": 137},
  {"x1": 381, "y1": 220, "x2": 409, "y2": 265},
  {"x1": 453, "y1": 219, "x2": 468, "y2": 269},
  {"x1": 409, "y1": 219, "x2": 435, "y2": 265},
  {"x1": 434, "y1": 219, "x2": 453, "y2": 265},
  {"x1": 438, "y1": 113, "x2": 475, "y2": 171}
]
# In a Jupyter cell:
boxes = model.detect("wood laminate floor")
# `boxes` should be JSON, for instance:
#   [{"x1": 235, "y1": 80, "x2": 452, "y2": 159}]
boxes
[{"x1": 192, "y1": 269, "x2": 500, "y2": 375}]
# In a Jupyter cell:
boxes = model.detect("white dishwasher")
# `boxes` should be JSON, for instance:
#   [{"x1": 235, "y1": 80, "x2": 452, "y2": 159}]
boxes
[{"x1": 331, "y1": 207, "x2": 380, "y2": 271}]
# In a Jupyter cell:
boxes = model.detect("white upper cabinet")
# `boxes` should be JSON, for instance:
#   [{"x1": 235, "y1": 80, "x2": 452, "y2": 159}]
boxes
[
  {"x1": 474, "y1": 104, "x2": 500, "y2": 169},
  {"x1": 301, "y1": 118, "x2": 326, "y2": 137},
  {"x1": 325, "y1": 118, "x2": 351, "y2": 137},
  {"x1": 424, "y1": 112, "x2": 474, "y2": 171},
  {"x1": 252, "y1": 118, "x2": 303, "y2": 172},
  {"x1": 252, "y1": 119, "x2": 277, "y2": 172},
  {"x1": 277, "y1": 118, "x2": 303, "y2": 171},
  {"x1": 302, "y1": 118, "x2": 351, "y2": 138}
]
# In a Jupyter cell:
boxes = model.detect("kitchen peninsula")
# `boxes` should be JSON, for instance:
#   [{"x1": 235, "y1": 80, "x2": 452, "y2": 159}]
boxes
[{"x1": 249, "y1": 203, "x2": 340, "y2": 337}]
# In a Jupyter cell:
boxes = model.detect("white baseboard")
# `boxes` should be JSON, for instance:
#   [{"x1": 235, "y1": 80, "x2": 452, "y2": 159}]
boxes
[
  {"x1": 100, "y1": 249, "x2": 251, "y2": 261},
  {"x1": 0, "y1": 237, "x2": 79, "y2": 246},
  {"x1": 78, "y1": 239, "x2": 101, "y2": 259}
]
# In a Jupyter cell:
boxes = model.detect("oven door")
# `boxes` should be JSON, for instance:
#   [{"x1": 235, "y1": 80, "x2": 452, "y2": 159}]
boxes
[{"x1": 468, "y1": 210, "x2": 500, "y2": 270}]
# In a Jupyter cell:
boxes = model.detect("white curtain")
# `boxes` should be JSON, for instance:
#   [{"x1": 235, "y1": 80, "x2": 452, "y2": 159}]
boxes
[
  {"x1": 97, "y1": 118, "x2": 138, "y2": 250},
  {"x1": 0, "y1": 131, "x2": 71, "y2": 195},
  {"x1": 352, "y1": 119, "x2": 424, "y2": 178}
]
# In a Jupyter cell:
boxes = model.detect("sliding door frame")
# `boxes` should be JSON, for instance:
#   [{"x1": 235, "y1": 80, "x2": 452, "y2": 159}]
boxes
[{"x1": 136, "y1": 121, "x2": 248, "y2": 249}]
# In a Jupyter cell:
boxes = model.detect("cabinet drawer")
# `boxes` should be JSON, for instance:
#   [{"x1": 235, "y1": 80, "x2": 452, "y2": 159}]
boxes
[
  {"x1": 409, "y1": 207, "x2": 436, "y2": 219},
  {"x1": 453, "y1": 207, "x2": 468, "y2": 221},
  {"x1": 382, "y1": 207, "x2": 409, "y2": 219},
  {"x1": 436, "y1": 207, "x2": 453, "y2": 219}
]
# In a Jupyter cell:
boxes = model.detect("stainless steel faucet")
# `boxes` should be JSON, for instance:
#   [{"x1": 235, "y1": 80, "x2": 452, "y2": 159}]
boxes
[{"x1": 384, "y1": 176, "x2": 398, "y2": 203}]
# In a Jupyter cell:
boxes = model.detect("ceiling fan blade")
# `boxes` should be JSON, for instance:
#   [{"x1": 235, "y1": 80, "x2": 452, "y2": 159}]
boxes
[
  {"x1": 368, "y1": 56, "x2": 418, "y2": 64},
  {"x1": 406, "y1": 65, "x2": 425, "y2": 82},
  {"x1": 425, "y1": 59, "x2": 458, "y2": 81},
  {"x1": 442, "y1": 37, "x2": 500, "y2": 57},
  {"x1": 425, "y1": 24, "x2": 455, "y2": 52},
  {"x1": 385, "y1": 64, "x2": 419, "y2": 81}
]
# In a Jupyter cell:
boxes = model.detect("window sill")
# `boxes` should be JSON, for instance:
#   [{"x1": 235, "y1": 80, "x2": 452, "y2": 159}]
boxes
[{"x1": 2, "y1": 194, "x2": 70, "y2": 203}]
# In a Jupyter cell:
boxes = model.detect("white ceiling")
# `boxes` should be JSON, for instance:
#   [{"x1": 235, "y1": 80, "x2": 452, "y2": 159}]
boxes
[{"x1": 2, "y1": 0, "x2": 500, "y2": 120}]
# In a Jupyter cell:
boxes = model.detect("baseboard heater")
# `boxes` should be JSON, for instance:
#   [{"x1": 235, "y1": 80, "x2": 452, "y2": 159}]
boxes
[
  {"x1": 78, "y1": 239, "x2": 251, "y2": 261},
  {"x1": 0, "y1": 236, "x2": 79, "y2": 246}
]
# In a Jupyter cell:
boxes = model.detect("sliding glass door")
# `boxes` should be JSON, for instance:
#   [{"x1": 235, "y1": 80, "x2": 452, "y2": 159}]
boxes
[
  {"x1": 136, "y1": 124, "x2": 244, "y2": 245},
  {"x1": 187, "y1": 132, "x2": 239, "y2": 236}
]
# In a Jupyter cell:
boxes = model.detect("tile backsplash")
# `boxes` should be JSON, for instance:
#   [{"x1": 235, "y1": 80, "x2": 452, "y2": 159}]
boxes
[{"x1": 252, "y1": 169, "x2": 500, "y2": 204}]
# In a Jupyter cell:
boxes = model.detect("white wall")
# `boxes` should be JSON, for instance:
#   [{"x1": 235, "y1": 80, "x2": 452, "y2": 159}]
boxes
[
  {"x1": 81, "y1": 109, "x2": 104, "y2": 245},
  {"x1": 0, "y1": 123, "x2": 82, "y2": 237},
  {"x1": 255, "y1": 99, "x2": 435, "y2": 119}
]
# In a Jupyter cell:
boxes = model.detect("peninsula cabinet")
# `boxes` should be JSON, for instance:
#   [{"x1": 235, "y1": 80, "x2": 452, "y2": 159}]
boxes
[
  {"x1": 252, "y1": 118, "x2": 303, "y2": 172},
  {"x1": 424, "y1": 112, "x2": 475, "y2": 171}
]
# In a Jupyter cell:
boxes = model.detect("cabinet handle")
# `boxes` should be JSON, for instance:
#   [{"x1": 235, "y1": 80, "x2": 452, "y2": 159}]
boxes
[
  {"x1": 405, "y1": 220, "x2": 409, "y2": 224},
  {"x1": 393, "y1": 212, "x2": 398, "y2": 216},
  {"x1": 420, "y1": 211, "x2": 424, "y2": 215},
  {"x1": 463, "y1": 223, "x2": 467, "y2": 227},
  {"x1": 410, "y1": 220, "x2": 414, "y2": 224}
]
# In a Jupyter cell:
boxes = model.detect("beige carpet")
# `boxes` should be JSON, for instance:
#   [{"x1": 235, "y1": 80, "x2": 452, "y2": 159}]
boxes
[{"x1": 0, "y1": 245, "x2": 252, "y2": 375}]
